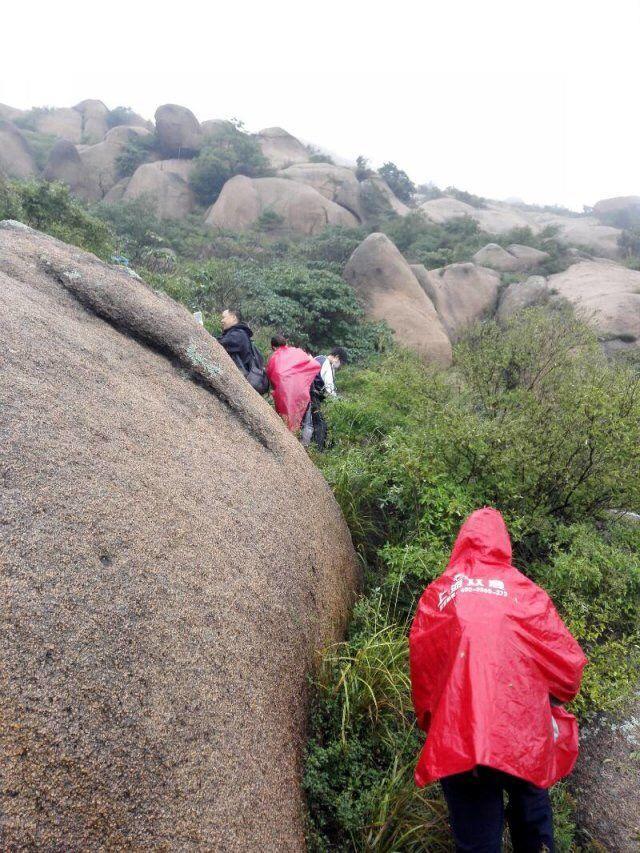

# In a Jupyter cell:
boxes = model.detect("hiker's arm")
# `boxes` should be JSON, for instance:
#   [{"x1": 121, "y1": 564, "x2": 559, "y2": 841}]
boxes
[{"x1": 528, "y1": 595, "x2": 587, "y2": 703}]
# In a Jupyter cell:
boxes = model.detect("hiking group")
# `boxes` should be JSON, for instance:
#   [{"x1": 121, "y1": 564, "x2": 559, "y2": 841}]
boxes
[
  {"x1": 217, "y1": 308, "x2": 587, "y2": 853},
  {"x1": 217, "y1": 308, "x2": 347, "y2": 450}
]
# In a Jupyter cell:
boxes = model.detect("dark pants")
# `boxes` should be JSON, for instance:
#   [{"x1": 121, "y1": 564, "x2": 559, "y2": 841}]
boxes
[{"x1": 440, "y1": 768, "x2": 554, "y2": 853}]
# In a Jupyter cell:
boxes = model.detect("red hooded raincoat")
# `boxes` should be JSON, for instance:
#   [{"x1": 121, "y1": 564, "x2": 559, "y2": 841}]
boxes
[
  {"x1": 409, "y1": 508, "x2": 587, "y2": 789},
  {"x1": 266, "y1": 345, "x2": 321, "y2": 432}
]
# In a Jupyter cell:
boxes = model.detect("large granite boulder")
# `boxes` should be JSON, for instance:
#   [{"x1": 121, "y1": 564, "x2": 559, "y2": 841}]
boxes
[
  {"x1": 43, "y1": 139, "x2": 94, "y2": 198},
  {"x1": 546, "y1": 260, "x2": 640, "y2": 351},
  {"x1": 472, "y1": 242, "x2": 549, "y2": 272},
  {"x1": 205, "y1": 175, "x2": 358, "y2": 235},
  {"x1": 420, "y1": 196, "x2": 477, "y2": 223},
  {"x1": 412, "y1": 262, "x2": 500, "y2": 341},
  {"x1": 121, "y1": 159, "x2": 196, "y2": 219},
  {"x1": 78, "y1": 126, "x2": 153, "y2": 201},
  {"x1": 343, "y1": 233, "x2": 452, "y2": 365},
  {"x1": 255, "y1": 127, "x2": 309, "y2": 169},
  {"x1": 32, "y1": 107, "x2": 83, "y2": 143},
  {"x1": 572, "y1": 696, "x2": 640, "y2": 851},
  {"x1": 155, "y1": 104, "x2": 202, "y2": 156},
  {"x1": 279, "y1": 162, "x2": 364, "y2": 220},
  {"x1": 0, "y1": 221, "x2": 359, "y2": 850},
  {"x1": 497, "y1": 275, "x2": 549, "y2": 321},
  {"x1": 0, "y1": 120, "x2": 37, "y2": 178},
  {"x1": 201, "y1": 119, "x2": 236, "y2": 142},
  {"x1": 593, "y1": 196, "x2": 640, "y2": 220},
  {"x1": 73, "y1": 99, "x2": 110, "y2": 143}
]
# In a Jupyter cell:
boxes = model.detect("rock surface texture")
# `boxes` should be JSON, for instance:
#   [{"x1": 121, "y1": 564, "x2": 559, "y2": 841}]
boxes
[
  {"x1": 255, "y1": 127, "x2": 309, "y2": 169},
  {"x1": 343, "y1": 233, "x2": 452, "y2": 365},
  {"x1": 572, "y1": 696, "x2": 640, "y2": 851},
  {"x1": 155, "y1": 104, "x2": 202, "y2": 156},
  {"x1": 122, "y1": 159, "x2": 196, "y2": 219},
  {"x1": 0, "y1": 221, "x2": 359, "y2": 851}
]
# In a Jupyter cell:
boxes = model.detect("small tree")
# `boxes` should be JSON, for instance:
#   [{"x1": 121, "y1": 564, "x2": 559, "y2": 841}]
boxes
[
  {"x1": 189, "y1": 127, "x2": 270, "y2": 207},
  {"x1": 378, "y1": 162, "x2": 416, "y2": 204}
]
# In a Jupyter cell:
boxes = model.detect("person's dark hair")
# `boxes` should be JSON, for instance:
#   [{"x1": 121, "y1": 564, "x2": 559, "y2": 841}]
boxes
[
  {"x1": 331, "y1": 346, "x2": 349, "y2": 364},
  {"x1": 223, "y1": 307, "x2": 243, "y2": 323},
  {"x1": 271, "y1": 334, "x2": 287, "y2": 349}
]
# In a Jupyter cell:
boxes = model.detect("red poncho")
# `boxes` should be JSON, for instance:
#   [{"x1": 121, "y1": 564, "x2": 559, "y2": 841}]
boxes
[
  {"x1": 266, "y1": 346, "x2": 320, "y2": 432},
  {"x1": 409, "y1": 508, "x2": 587, "y2": 789}
]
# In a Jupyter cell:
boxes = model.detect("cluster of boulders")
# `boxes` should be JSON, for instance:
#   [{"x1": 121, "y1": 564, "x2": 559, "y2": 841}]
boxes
[
  {"x1": 0, "y1": 100, "x2": 409, "y2": 231},
  {"x1": 341, "y1": 228, "x2": 640, "y2": 363}
]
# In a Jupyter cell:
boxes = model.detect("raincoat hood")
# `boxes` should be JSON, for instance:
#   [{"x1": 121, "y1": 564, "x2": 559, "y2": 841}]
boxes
[
  {"x1": 447, "y1": 507, "x2": 512, "y2": 570},
  {"x1": 410, "y1": 508, "x2": 587, "y2": 789}
]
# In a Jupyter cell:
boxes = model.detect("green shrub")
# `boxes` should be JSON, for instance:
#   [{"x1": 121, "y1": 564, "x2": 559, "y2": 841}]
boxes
[
  {"x1": 381, "y1": 213, "x2": 488, "y2": 268},
  {"x1": 305, "y1": 309, "x2": 640, "y2": 849},
  {"x1": 378, "y1": 162, "x2": 416, "y2": 204},
  {"x1": 2, "y1": 179, "x2": 114, "y2": 259},
  {"x1": 107, "y1": 106, "x2": 138, "y2": 128},
  {"x1": 115, "y1": 133, "x2": 158, "y2": 178},
  {"x1": 19, "y1": 129, "x2": 57, "y2": 171},
  {"x1": 13, "y1": 106, "x2": 55, "y2": 132},
  {"x1": 189, "y1": 126, "x2": 270, "y2": 206}
]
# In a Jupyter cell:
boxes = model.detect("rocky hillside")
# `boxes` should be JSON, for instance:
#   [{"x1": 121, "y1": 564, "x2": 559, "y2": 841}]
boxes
[{"x1": 2, "y1": 98, "x2": 640, "y2": 365}]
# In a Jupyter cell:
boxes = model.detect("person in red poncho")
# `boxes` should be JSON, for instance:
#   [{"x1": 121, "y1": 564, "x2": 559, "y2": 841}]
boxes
[
  {"x1": 409, "y1": 508, "x2": 587, "y2": 852},
  {"x1": 266, "y1": 336, "x2": 323, "y2": 433}
]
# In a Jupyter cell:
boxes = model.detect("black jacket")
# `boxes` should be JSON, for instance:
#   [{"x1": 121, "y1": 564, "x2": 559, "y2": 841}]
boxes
[{"x1": 218, "y1": 323, "x2": 254, "y2": 373}]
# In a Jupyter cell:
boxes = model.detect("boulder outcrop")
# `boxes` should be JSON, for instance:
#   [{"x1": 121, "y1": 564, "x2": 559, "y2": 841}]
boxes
[
  {"x1": 73, "y1": 99, "x2": 110, "y2": 143},
  {"x1": 255, "y1": 127, "x2": 309, "y2": 169},
  {"x1": 205, "y1": 175, "x2": 358, "y2": 235},
  {"x1": 43, "y1": 140, "x2": 94, "y2": 198},
  {"x1": 472, "y1": 242, "x2": 549, "y2": 272},
  {"x1": 32, "y1": 107, "x2": 83, "y2": 143},
  {"x1": 0, "y1": 220, "x2": 359, "y2": 850},
  {"x1": 546, "y1": 260, "x2": 640, "y2": 351},
  {"x1": 593, "y1": 196, "x2": 640, "y2": 220},
  {"x1": 0, "y1": 120, "x2": 37, "y2": 179},
  {"x1": 0, "y1": 103, "x2": 25, "y2": 122},
  {"x1": 155, "y1": 104, "x2": 202, "y2": 156},
  {"x1": 497, "y1": 275, "x2": 549, "y2": 321},
  {"x1": 78, "y1": 126, "x2": 153, "y2": 201},
  {"x1": 412, "y1": 262, "x2": 500, "y2": 341},
  {"x1": 343, "y1": 234, "x2": 452, "y2": 365},
  {"x1": 121, "y1": 159, "x2": 196, "y2": 219},
  {"x1": 279, "y1": 162, "x2": 364, "y2": 220}
]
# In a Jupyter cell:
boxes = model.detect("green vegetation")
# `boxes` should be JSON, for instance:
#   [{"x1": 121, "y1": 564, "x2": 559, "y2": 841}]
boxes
[
  {"x1": 115, "y1": 133, "x2": 159, "y2": 178},
  {"x1": 13, "y1": 106, "x2": 55, "y2": 132},
  {"x1": 189, "y1": 125, "x2": 271, "y2": 206},
  {"x1": 0, "y1": 177, "x2": 114, "y2": 259},
  {"x1": 107, "y1": 106, "x2": 139, "y2": 128},
  {"x1": 19, "y1": 129, "x2": 57, "y2": 171},
  {"x1": 305, "y1": 309, "x2": 640, "y2": 850},
  {"x1": 378, "y1": 162, "x2": 416, "y2": 204}
]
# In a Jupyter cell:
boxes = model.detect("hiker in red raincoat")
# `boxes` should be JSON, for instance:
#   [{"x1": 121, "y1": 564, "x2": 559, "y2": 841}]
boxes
[
  {"x1": 266, "y1": 335, "x2": 323, "y2": 433},
  {"x1": 409, "y1": 508, "x2": 587, "y2": 852}
]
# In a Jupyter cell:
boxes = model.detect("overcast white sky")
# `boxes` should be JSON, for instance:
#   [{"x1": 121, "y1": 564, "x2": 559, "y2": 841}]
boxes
[{"x1": 3, "y1": 1, "x2": 639, "y2": 210}]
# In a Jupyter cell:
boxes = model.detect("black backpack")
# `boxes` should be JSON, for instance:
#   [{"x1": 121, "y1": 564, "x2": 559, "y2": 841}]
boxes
[{"x1": 244, "y1": 341, "x2": 270, "y2": 395}]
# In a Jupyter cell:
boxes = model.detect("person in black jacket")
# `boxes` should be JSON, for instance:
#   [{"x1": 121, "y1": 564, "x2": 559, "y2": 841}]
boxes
[{"x1": 218, "y1": 308, "x2": 254, "y2": 374}]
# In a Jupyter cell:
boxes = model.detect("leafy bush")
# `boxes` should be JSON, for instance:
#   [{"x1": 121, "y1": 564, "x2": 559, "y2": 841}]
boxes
[
  {"x1": 378, "y1": 162, "x2": 416, "y2": 204},
  {"x1": 107, "y1": 106, "x2": 138, "y2": 129},
  {"x1": 1, "y1": 179, "x2": 114, "y2": 259},
  {"x1": 152, "y1": 257, "x2": 390, "y2": 358},
  {"x1": 115, "y1": 133, "x2": 158, "y2": 178},
  {"x1": 189, "y1": 126, "x2": 270, "y2": 206},
  {"x1": 13, "y1": 106, "x2": 55, "y2": 132},
  {"x1": 305, "y1": 309, "x2": 640, "y2": 849},
  {"x1": 19, "y1": 129, "x2": 57, "y2": 171},
  {"x1": 381, "y1": 212, "x2": 488, "y2": 268},
  {"x1": 355, "y1": 155, "x2": 374, "y2": 181}
]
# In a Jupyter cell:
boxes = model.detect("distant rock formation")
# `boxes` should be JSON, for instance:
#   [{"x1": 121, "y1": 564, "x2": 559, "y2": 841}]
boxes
[
  {"x1": 205, "y1": 175, "x2": 359, "y2": 235},
  {"x1": 255, "y1": 126, "x2": 309, "y2": 169},
  {"x1": 473, "y1": 242, "x2": 549, "y2": 272},
  {"x1": 0, "y1": 220, "x2": 359, "y2": 851},
  {"x1": 279, "y1": 162, "x2": 365, "y2": 220},
  {"x1": 0, "y1": 120, "x2": 37, "y2": 178},
  {"x1": 412, "y1": 262, "x2": 500, "y2": 341},
  {"x1": 122, "y1": 159, "x2": 196, "y2": 219},
  {"x1": 155, "y1": 103, "x2": 202, "y2": 157},
  {"x1": 343, "y1": 233, "x2": 452, "y2": 365}
]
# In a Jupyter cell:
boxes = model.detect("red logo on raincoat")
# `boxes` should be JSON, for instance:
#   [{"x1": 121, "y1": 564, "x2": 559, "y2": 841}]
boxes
[
  {"x1": 409, "y1": 508, "x2": 587, "y2": 789},
  {"x1": 266, "y1": 345, "x2": 321, "y2": 432}
]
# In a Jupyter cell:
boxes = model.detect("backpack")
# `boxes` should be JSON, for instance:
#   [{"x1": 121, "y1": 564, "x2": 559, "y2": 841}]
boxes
[
  {"x1": 311, "y1": 355, "x2": 328, "y2": 400},
  {"x1": 244, "y1": 341, "x2": 270, "y2": 395}
]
